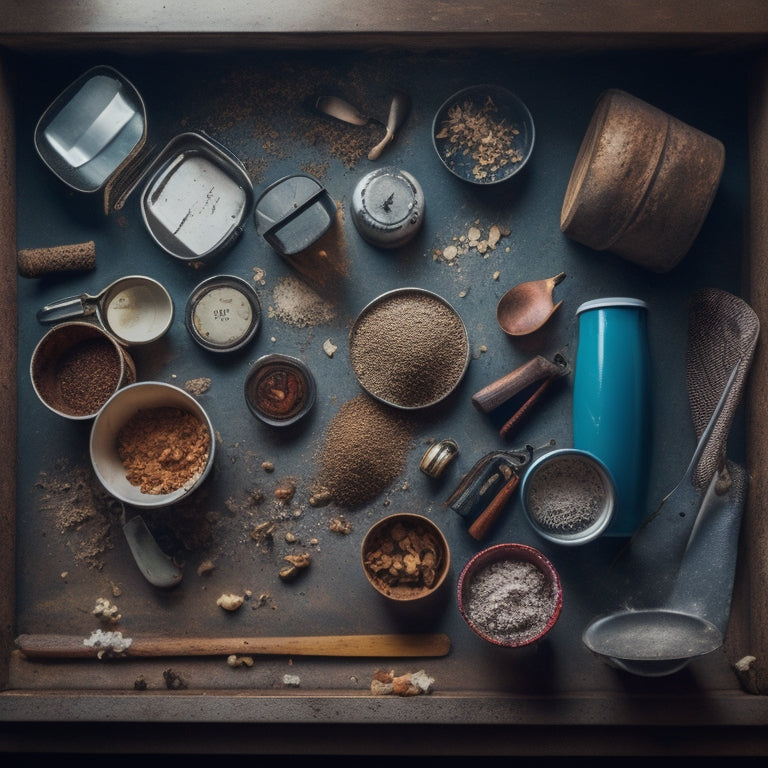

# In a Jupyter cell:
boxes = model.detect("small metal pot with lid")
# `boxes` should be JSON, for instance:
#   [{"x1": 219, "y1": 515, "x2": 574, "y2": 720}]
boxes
[
  {"x1": 351, "y1": 167, "x2": 425, "y2": 248},
  {"x1": 35, "y1": 65, "x2": 254, "y2": 263}
]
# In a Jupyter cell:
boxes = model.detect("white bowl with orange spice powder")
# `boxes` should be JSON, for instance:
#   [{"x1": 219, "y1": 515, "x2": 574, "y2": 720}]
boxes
[{"x1": 90, "y1": 381, "x2": 215, "y2": 508}]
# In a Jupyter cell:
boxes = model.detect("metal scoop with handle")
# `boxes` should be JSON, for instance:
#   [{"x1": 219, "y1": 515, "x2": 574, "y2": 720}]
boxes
[
  {"x1": 37, "y1": 274, "x2": 174, "y2": 346},
  {"x1": 583, "y1": 363, "x2": 743, "y2": 676}
]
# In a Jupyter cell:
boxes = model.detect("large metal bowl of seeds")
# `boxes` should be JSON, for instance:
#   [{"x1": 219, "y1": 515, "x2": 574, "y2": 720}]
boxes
[
  {"x1": 90, "y1": 381, "x2": 215, "y2": 509},
  {"x1": 432, "y1": 84, "x2": 535, "y2": 185},
  {"x1": 348, "y1": 287, "x2": 470, "y2": 409}
]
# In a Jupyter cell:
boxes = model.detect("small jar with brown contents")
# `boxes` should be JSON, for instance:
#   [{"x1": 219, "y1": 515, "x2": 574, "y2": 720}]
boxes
[
  {"x1": 244, "y1": 353, "x2": 316, "y2": 427},
  {"x1": 30, "y1": 321, "x2": 136, "y2": 420}
]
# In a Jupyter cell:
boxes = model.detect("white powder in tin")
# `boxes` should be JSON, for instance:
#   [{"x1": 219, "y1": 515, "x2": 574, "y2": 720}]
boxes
[
  {"x1": 464, "y1": 560, "x2": 556, "y2": 645},
  {"x1": 527, "y1": 454, "x2": 606, "y2": 533}
]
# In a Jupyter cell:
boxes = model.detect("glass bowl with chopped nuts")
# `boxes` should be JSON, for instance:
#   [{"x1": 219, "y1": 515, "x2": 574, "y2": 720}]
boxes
[
  {"x1": 432, "y1": 84, "x2": 535, "y2": 185},
  {"x1": 361, "y1": 513, "x2": 450, "y2": 602}
]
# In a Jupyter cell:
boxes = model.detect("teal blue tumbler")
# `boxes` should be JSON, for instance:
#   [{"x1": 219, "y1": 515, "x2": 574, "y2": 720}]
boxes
[{"x1": 573, "y1": 298, "x2": 652, "y2": 537}]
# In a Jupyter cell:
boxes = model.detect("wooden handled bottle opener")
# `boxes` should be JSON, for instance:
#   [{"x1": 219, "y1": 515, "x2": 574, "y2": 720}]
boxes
[{"x1": 444, "y1": 446, "x2": 533, "y2": 541}]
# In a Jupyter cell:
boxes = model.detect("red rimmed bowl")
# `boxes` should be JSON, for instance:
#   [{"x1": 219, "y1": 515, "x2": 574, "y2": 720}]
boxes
[{"x1": 457, "y1": 543, "x2": 562, "y2": 648}]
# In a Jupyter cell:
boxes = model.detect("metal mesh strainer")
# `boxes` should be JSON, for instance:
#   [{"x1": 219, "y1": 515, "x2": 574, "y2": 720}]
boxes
[{"x1": 686, "y1": 288, "x2": 759, "y2": 490}]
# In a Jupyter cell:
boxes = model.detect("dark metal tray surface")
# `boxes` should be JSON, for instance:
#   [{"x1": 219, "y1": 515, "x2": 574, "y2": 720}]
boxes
[{"x1": 7, "y1": 47, "x2": 758, "y2": 713}]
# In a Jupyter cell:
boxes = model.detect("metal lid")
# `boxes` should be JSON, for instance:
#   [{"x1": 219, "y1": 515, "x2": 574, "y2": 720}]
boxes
[
  {"x1": 141, "y1": 133, "x2": 254, "y2": 262},
  {"x1": 34, "y1": 65, "x2": 147, "y2": 195},
  {"x1": 254, "y1": 173, "x2": 337, "y2": 256},
  {"x1": 185, "y1": 275, "x2": 261, "y2": 352},
  {"x1": 576, "y1": 297, "x2": 648, "y2": 314},
  {"x1": 351, "y1": 167, "x2": 425, "y2": 248}
]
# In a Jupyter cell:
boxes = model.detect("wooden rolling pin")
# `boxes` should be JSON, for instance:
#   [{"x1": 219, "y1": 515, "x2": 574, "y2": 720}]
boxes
[{"x1": 16, "y1": 632, "x2": 451, "y2": 659}]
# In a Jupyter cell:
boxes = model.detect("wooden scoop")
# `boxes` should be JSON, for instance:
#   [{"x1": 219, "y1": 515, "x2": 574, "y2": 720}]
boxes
[
  {"x1": 368, "y1": 91, "x2": 410, "y2": 161},
  {"x1": 496, "y1": 272, "x2": 566, "y2": 336},
  {"x1": 16, "y1": 632, "x2": 451, "y2": 659}
]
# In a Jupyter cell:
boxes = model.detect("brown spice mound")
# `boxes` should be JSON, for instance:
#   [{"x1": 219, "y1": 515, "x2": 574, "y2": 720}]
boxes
[
  {"x1": 349, "y1": 291, "x2": 468, "y2": 408},
  {"x1": 316, "y1": 395, "x2": 414, "y2": 508},
  {"x1": 117, "y1": 407, "x2": 211, "y2": 495},
  {"x1": 436, "y1": 96, "x2": 523, "y2": 181}
]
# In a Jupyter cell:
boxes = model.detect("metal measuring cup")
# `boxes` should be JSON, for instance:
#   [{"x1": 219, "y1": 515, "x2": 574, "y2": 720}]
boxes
[{"x1": 36, "y1": 274, "x2": 174, "y2": 345}]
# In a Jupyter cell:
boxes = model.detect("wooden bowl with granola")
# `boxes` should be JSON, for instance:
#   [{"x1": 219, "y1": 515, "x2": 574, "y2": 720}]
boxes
[
  {"x1": 432, "y1": 84, "x2": 535, "y2": 185},
  {"x1": 361, "y1": 513, "x2": 450, "y2": 602}
]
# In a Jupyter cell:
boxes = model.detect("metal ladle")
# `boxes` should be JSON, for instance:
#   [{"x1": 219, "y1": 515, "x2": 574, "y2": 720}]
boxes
[
  {"x1": 582, "y1": 363, "x2": 740, "y2": 675},
  {"x1": 496, "y1": 272, "x2": 566, "y2": 336}
]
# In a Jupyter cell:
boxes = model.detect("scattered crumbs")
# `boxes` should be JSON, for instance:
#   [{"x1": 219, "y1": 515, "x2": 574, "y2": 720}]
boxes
[
  {"x1": 370, "y1": 669, "x2": 435, "y2": 696},
  {"x1": 184, "y1": 377, "x2": 211, "y2": 395},
  {"x1": 92, "y1": 597, "x2": 121, "y2": 623},
  {"x1": 163, "y1": 668, "x2": 187, "y2": 690},
  {"x1": 300, "y1": 160, "x2": 329, "y2": 179},
  {"x1": 216, "y1": 593, "x2": 245, "y2": 611},
  {"x1": 435, "y1": 221, "x2": 510, "y2": 264},
  {"x1": 84, "y1": 629, "x2": 132, "y2": 658},
  {"x1": 329, "y1": 516, "x2": 352, "y2": 534}
]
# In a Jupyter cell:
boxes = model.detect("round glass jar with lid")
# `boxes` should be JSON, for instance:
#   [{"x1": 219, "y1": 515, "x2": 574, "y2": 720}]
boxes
[{"x1": 351, "y1": 167, "x2": 425, "y2": 248}]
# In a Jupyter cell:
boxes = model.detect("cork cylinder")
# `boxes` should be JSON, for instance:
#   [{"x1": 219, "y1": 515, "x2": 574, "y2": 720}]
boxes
[
  {"x1": 560, "y1": 89, "x2": 725, "y2": 273},
  {"x1": 17, "y1": 241, "x2": 96, "y2": 278}
]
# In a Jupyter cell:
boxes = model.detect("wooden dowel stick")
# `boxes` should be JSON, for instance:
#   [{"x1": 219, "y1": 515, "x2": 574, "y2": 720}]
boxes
[{"x1": 16, "y1": 633, "x2": 451, "y2": 659}]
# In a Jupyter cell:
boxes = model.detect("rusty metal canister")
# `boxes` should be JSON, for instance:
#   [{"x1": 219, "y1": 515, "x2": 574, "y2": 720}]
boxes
[{"x1": 560, "y1": 89, "x2": 725, "y2": 273}]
